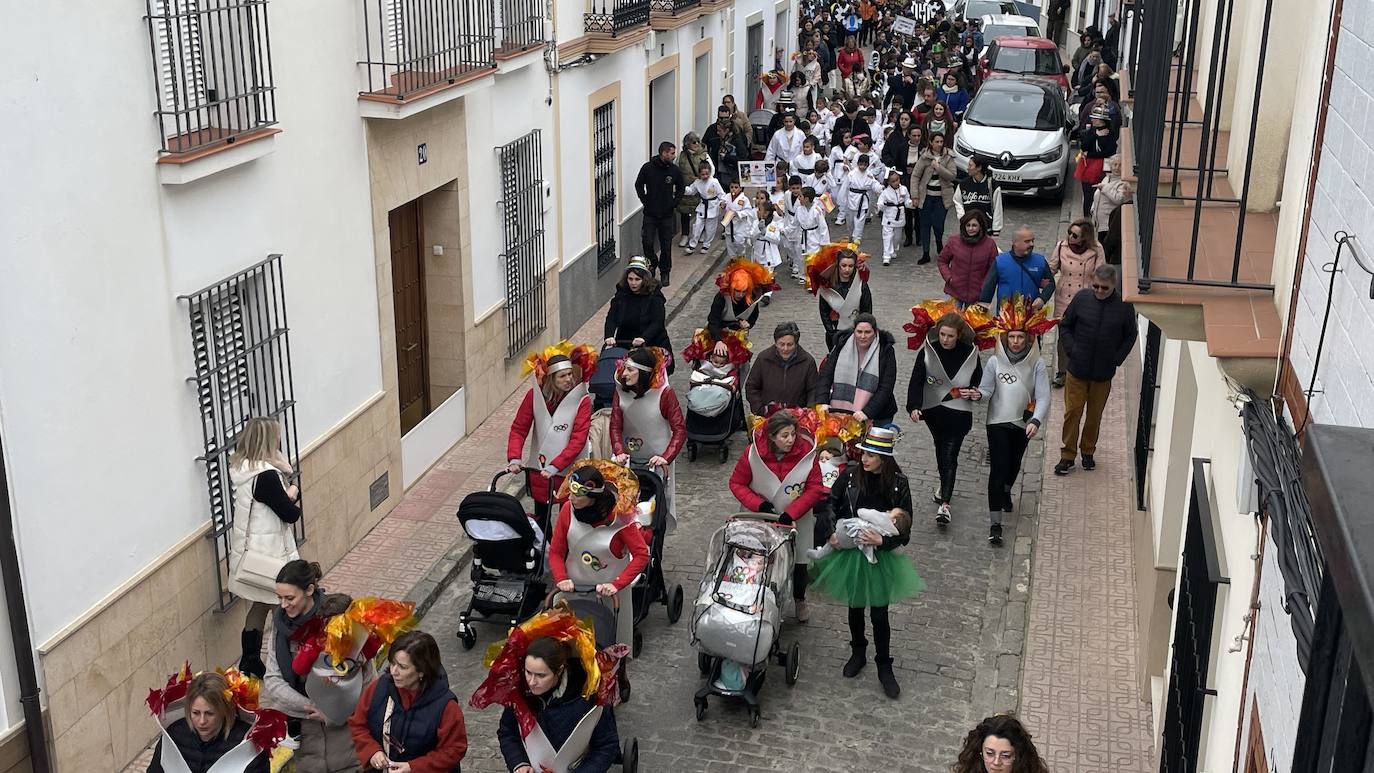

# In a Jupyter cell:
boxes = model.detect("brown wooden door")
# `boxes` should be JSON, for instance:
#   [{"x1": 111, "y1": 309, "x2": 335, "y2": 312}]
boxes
[{"x1": 390, "y1": 200, "x2": 429, "y2": 434}]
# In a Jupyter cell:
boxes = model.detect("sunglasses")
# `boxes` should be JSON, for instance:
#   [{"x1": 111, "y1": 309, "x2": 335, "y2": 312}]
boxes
[{"x1": 1068, "y1": 230, "x2": 1082, "y2": 238}]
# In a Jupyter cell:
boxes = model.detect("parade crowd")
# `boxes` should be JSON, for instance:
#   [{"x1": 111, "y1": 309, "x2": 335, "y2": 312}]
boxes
[{"x1": 149, "y1": 2, "x2": 1141, "y2": 772}]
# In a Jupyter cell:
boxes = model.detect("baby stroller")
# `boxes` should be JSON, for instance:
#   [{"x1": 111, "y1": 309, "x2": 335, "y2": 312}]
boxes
[
  {"x1": 684, "y1": 358, "x2": 748, "y2": 464},
  {"x1": 590, "y1": 342, "x2": 628, "y2": 411},
  {"x1": 544, "y1": 587, "x2": 642, "y2": 772},
  {"x1": 749, "y1": 108, "x2": 776, "y2": 159},
  {"x1": 629, "y1": 465, "x2": 686, "y2": 654},
  {"x1": 454, "y1": 467, "x2": 551, "y2": 650},
  {"x1": 690, "y1": 514, "x2": 801, "y2": 727}
]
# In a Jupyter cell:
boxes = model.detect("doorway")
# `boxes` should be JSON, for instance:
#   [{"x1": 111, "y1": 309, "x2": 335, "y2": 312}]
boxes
[
  {"x1": 694, "y1": 53, "x2": 712, "y2": 132},
  {"x1": 746, "y1": 22, "x2": 763, "y2": 112},
  {"x1": 648, "y1": 70, "x2": 677, "y2": 150},
  {"x1": 390, "y1": 199, "x2": 430, "y2": 434}
]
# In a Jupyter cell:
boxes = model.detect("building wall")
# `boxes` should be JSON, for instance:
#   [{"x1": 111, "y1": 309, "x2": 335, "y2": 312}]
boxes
[{"x1": 1237, "y1": 533, "x2": 1305, "y2": 773}]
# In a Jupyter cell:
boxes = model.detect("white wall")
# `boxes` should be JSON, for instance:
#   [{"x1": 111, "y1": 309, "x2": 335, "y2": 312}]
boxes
[
  {"x1": 1238, "y1": 536, "x2": 1305, "y2": 773},
  {"x1": 0, "y1": 1, "x2": 382, "y2": 645}
]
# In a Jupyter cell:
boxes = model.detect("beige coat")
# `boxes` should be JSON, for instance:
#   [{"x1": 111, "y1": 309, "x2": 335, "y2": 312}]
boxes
[
  {"x1": 1047, "y1": 240, "x2": 1106, "y2": 313},
  {"x1": 910, "y1": 151, "x2": 957, "y2": 208}
]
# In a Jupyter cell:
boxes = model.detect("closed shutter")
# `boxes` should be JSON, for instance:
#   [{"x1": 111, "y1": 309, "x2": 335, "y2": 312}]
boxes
[{"x1": 153, "y1": 0, "x2": 207, "y2": 121}]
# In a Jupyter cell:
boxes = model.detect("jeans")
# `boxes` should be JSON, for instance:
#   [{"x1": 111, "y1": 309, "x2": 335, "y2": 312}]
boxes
[
  {"x1": 924, "y1": 406, "x2": 973, "y2": 503},
  {"x1": 641, "y1": 213, "x2": 676, "y2": 273},
  {"x1": 848, "y1": 605, "x2": 891, "y2": 659},
  {"x1": 1061, "y1": 374, "x2": 1113, "y2": 460},
  {"x1": 986, "y1": 423, "x2": 1031, "y2": 516},
  {"x1": 920, "y1": 196, "x2": 946, "y2": 255}
]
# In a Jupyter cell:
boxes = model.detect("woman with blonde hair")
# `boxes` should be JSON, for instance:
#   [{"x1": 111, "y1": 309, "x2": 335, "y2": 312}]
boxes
[
  {"x1": 1047, "y1": 218, "x2": 1106, "y2": 386},
  {"x1": 229, "y1": 416, "x2": 301, "y2": 678},
  {"x1": 147, "y1": 671, "x2": 270, "y2": 772}
]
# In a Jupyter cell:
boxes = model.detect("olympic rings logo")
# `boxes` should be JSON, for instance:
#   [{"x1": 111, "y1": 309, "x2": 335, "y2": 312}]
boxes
[
  {"x1": 627, "y1": 438, "x2": 644, "y2": 452},
  {"x1": 783, "y1": 482, "x2": 805, "y2": 498},
  {"x1": 926, "y1": 376, "x2": 945, "y2": 386},
  {"x1": 999, "y1": 373, "x2": 1018, "y2": 384},
  {"x1": 581, "y1": 552, "x2": 606, "y2": 571},
  {"x1": 553, "y1": 423, "x2": 569, "y2": 432}
]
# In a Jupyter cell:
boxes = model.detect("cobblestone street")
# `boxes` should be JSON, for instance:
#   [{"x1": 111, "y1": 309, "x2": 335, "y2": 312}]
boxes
[{"x1": 422, "y1": 197, "x2": 1069, "y2": 772}]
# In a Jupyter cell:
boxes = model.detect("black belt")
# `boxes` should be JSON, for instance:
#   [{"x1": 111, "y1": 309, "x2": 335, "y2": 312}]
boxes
[{"x1": 796, "y1": 166, "x2": 815, "y2": 175}]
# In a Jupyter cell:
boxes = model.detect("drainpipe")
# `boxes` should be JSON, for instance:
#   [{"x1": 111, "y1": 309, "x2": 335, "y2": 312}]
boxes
[{"x1": 0, "y1": 429, "x2": 50, "y2": 773}]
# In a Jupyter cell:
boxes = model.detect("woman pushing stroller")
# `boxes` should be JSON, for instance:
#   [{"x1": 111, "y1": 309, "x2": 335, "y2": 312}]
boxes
[{"x1": 507, "y1": 342, "x2": 597, "y2": 525}]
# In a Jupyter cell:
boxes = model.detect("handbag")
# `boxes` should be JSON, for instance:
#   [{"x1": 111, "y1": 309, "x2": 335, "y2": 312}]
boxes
[
  {"x1": 235, "y1": 550, "x2": 287, "y2": 594},
  {"x1": 1074, "y1": 153, "x2": 1105, "y2": 184}
]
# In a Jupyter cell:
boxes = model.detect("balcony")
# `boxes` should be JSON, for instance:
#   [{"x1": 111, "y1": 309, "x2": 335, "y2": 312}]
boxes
[
  {"x1": 1118, "y1": 0, "x2": 1283, "y2": 389},
  {"x1": 358, "y1": 0, "x2": 497, "y2": 111},
  {"x1": 649, "y1": 0, "x2": 708, "y2": 30},
  {"x1": 583, "y1": 0, "x2": 651, "y2": 36},
  {"x1": 495, "y1": 0, "x2": 546, "y2": 58}
]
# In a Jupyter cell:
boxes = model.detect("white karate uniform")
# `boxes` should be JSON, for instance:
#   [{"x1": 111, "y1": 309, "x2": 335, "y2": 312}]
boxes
[
  {"x1": 842, "y1": 168, "x2": 881, "y2": 242},
  {"x1": 688, "y1": 177, "x2": 726, "y2": 250},
  {"x1": 878, "y1": 184, "x2": 912, "y2": 261},
  {"x1": 723, "y1": 192, "x2": 755, "y2": 256},
  {"x1": 781, "y1": 191, "x2": 805, "y2": 277},
  {"x1": 828, "y1": 145, "x2": 853, "y2": 224},
  {"x1": 765, "y1": 127, "x2": 805, "y2": 164},
  {"x1": 795, "y1": 201, "x2": 831, "y2": 255},
  {"x1": 792, "y1": 151, "x2": 823, "y2": 183},
  {"x1": 750, "y1": 216, "x2": 785, "y2": 269}
]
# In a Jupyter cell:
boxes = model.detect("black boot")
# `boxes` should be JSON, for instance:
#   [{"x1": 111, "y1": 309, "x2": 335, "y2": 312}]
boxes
[
  {"x1": 843, "y1": 639, "x2": 868, "y2": 678},
  {"x1": 875, "y1": 657, "x2": 900, "y2": 698},
  {"x1": 239, "y1": 630, "x2": 265, "y2": 678}
]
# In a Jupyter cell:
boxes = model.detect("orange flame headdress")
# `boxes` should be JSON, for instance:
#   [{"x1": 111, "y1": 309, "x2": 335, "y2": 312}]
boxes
[
  {"x1": 147, "y1": 664, "x2": 289, "y2": 754},
  {"x1": 557, "y1": 459, "x2": 640, "y2": 521},
  {"x1": 903, "y1": 299, "x2": 999, "y2": 351},
  {"x1": 715, "y1": 258, "x2": 780, "y2": 305},
  {"x1": 987, "y1": 296, "x2": 1059, "y2": 339},
  {"x1": 681, "y1": 328, "x2": 752, "y2": 366},
  {"x1": 522, "y1": 340, "x2": 598, "y2": 385},
  {"x1": 616, "y1": 346, "x2": 670, "y2": 389},
  {"x1": 804, "y1": 242, "x2": 870, "y2": 294}
]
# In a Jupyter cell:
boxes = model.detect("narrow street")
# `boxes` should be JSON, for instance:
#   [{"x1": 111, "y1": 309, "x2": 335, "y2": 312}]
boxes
[{"x1": 423, "y1": 196, "x2": 1068, "y2": 771}]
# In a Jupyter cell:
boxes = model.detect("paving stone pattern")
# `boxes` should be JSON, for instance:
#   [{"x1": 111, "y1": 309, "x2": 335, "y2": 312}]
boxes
[{"x1": 424, "y1": 198, "x2": 1069, "y2": 772}]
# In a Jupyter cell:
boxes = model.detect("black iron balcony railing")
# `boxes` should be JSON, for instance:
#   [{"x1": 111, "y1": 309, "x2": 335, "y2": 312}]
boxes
[
  {"x1": 1130, "y1": 0, "x2": 1276, "y2": 293},
  {"x1": 360, "y1": 0, "x2": 496, "y2": 100},
  {"x1": 585, "y1": 0, "x2": 651, "y2": 35},
  {"x1": 144, "y1": 0, "x2": 278, "y2": 155},
  {"x1": 497, "y1": 0, "x2": 545, "y2": 52},
  {"x1": 651, "y1": 0, "x2": 701, "y2": 13}
]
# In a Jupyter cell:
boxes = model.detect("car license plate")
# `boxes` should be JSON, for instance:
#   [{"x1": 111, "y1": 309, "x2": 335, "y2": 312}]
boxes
[{"x1": 992, "y1": 170, "x2": 1022, "y2": 182}]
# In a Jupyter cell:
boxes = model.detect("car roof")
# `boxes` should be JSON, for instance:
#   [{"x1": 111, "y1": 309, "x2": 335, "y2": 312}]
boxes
[
  {"x1": 980, "y1": 13, "x2": 1040, "y2": 25},
  {"x1": 975, "y1": 76, "x2": 1061, "y2": 96},
  {"x1": 991, "y1": 36, "x2": 1058, "y2": 48}
]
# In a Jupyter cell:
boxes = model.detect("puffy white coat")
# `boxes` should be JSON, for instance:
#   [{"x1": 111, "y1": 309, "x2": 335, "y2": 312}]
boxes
[{"x1": 228, "y1": 459, "x2": 299, "y2": 604}]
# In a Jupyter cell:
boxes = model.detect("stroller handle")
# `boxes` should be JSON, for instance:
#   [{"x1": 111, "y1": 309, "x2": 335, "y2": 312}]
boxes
[
  {"x1": 730, "y1": 511, "x2": 788, "y2": 524},
  {"x1": 604, "y1": 338, "x2": 638, "y2": 349},
  {"x1": 490, "y1": 466, "x2": 558, "y2": 504},
  {"x1": 545, "y1": 574, "x2": 647, "y2": 609}
]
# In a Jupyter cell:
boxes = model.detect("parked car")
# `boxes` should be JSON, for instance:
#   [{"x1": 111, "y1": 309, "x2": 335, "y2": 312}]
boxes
[
  {"x1": 950, "y1": 77, "x2": 1072, "y2": 201},
  {"x1": 949, "y1": 0, "x2": 1019, "y2": 20},
  {"x1": 977, "y1": 36, "x2": 1070, "y2": 94},
  {"x1": 977, "y1": 13, "x2": 1042, "y2": 56}
]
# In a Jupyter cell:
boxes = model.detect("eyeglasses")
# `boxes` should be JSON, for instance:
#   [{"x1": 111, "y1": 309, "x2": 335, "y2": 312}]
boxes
[{"x1": 982, "y1": 749, "x2": 1015, "y2": 763}]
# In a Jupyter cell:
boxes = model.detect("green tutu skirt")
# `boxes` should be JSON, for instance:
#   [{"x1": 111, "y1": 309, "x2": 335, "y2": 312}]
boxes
[{"x1": 808, "y1": 548, "x2": 925, "y2": 608}]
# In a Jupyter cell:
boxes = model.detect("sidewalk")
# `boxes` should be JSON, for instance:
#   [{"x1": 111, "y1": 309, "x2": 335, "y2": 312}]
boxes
[{"x1": 1018, "y1": 363, "x2": 1155, "y2": 771}]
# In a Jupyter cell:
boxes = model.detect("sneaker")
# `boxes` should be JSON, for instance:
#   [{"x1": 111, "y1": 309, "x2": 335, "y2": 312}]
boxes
[
  {"x1": 678, "y1": 235, "x2": 689, "y2": 247},
  {"x1": 1082, "y1": 454, "x2": 1096, "y2": 470},
  {"x1": 684, "y1": 245, "x2": 696, "y2": 254},
  {"x1": 795, "y1": 600, "x2": 811, "y2": 623},
  {"x1": 918, "y1": 253, "x2": 931, "y2": 264},
  {"x1": 988, "y1": 523, "x2": 1003, "y2": 545},
  {"x1": 931, "y1": 491, "x2": 943, "y2": 504},
  {"x1": 1052, "y1": 372, "x2": 1066, "y2": 388},
  {"x1": 935, "y1": 503, "x2": 951, "y2": 525},
  {"x1": 1054, "y1": 459, "x2": 1075, "y2": 476},
  {"x1": 882, "y1": 255, "x2": 892, "y2": 265}
]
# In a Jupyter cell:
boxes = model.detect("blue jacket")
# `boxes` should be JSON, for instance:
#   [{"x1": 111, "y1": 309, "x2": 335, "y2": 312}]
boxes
[
  {"x1": 498, "y1": 692, "x2": 619, "y2": 773},
  {"x1": 366, "y1": 671, "x2": 462, "y2": 771},
  {"x1": 940, "y1": 87, "x2": 970, "y2": 116},
  {"x1": 980, "y1": 250, "x2": 1056, "y2": 306}
]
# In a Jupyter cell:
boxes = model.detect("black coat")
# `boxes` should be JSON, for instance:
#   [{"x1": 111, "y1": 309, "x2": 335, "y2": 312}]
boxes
[
  {"x1": 604, "y1": 288, "x2": 672, "y2": 353},
  {"x1": 703, "y1": 125, "x2": 749, "y2": 181},
  {"x1": 148, "y1": 718, "x2": 269, "y2": 773},
  {"x1": 498, "y1": 692, "x2": 619, "y2": 773},
  {"x1": 822, "y1": 465, "x2": 913, "y2": 549},
  {"x1": 815, "y1": 329, "x2": 899, "y2": 424},
  {"x1": 1058, "y1": 288, "x2": 1137, "y2": 381},
  {"x1": 634, "y1": 156, "x2": 685, "y2": 219},
  {"x1": 707, "y1": 292, "x2": 761, "y2": 340},
  {"x1": 1078, "y1": 125, "x2": 1118, "y2": 160}
]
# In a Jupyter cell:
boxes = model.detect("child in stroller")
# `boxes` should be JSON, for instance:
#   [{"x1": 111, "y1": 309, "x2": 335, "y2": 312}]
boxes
[{"x1": 682, "y1": 329, "x2": 751, "y2": 463}]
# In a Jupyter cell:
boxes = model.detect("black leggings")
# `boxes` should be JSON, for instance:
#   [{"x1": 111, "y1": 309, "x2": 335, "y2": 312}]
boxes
[
  {"x1": 987, "y1": 423, "x2": 1031, "y2": 513},
  {"x1": 848, "y1": 605, "x2": 891, "y2": 658},
  {"x1": 794, "y1": 563, "x2": 809, "y2": 600},
  {"x1": 925, "y1": 407, "x2": 972, "y2": 503}
]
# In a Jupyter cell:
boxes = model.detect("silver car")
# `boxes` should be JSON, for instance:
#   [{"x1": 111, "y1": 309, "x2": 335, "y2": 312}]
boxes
[{"x1": 951, "y1": 77, "x2": 1073, "y2": 201}]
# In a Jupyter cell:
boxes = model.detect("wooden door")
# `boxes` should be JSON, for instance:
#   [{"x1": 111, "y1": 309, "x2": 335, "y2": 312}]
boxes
[{"x1": 390, "y1": 200, "x2": 429, "y2": 434}]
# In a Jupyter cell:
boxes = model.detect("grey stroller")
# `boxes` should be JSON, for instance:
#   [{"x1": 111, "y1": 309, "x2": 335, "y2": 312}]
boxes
[{"x1": 689, "y1": 514, "x2": 801, "y2": 727}]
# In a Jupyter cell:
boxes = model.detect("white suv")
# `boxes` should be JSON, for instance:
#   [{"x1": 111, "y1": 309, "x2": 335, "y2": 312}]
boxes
[{"x1": 951, "y1": 77, "x2": 1073, "y2": 201}]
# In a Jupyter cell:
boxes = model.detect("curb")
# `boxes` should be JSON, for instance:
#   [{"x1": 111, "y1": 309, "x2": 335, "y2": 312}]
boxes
[{"x1": 403, "y1": 245, "x2": 731, "y2": 621}]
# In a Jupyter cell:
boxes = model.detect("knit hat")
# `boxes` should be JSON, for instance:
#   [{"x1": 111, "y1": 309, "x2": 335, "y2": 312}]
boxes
[{"x1": 856, "y1": 425, "x2": 900, "y2": 456}]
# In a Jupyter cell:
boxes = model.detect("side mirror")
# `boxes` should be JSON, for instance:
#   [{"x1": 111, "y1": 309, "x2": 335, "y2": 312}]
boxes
[{"x1": 1062, "y1": 63, "x2": 1071, "y2": 74}]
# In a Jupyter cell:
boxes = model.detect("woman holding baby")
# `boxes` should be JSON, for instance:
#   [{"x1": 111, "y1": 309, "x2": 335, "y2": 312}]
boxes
[{"x1": 809, "y1": 424, "x2": 924, "y2": 700}]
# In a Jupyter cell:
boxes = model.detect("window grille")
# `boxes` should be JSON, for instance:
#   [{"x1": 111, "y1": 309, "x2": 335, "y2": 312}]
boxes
[
  {"x1": 499, "y1": 130, "x2": 547, "y2": 358},
  {"x1": 593, "y1": 102, "x2": 618, "y2": 274},
  {"x1": 145, "y1": 0, "x2": 278, "y2": 155},
  {"x1": 360, "y1": 0, "x2": 497, "y2": 99},
  {"x1": 1134, "y1": 322, "x2": 1162, "y2": 509},
  {"x1": 180, "y1": 255, "x2": 302, "y2": 610}
]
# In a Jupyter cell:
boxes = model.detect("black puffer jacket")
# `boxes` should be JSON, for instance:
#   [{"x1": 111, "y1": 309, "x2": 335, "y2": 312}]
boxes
[
  {"x1": 635, "y1": 156, "x2": 685, "y2": 219},
  {"x1": 815, "y1": 329, "x2": 899, "y2": 425},
  {"x1": 604, "y1": 287, "x2": 672, "y2": 354},
  {"x1": 1058, "y1": 287, "x2": 1137, "y2": 381},
  {"x1": 148, "y1": 718, "x2": 268, "y2": 773}
]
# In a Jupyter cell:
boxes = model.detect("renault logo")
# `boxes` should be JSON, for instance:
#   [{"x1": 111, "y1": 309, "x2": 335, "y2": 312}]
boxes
[{"x1": 999, "y1": 151, "x2": 1014, "y2": 166}]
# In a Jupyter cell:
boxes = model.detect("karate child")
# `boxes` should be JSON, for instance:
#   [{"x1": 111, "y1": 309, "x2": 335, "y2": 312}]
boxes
[
  {"x1": 842, "y1": 154, "x2": 882, "y2": 243},
  {"x1": 722, "y1": 180, "x2": 755, "y2": 257},
  {"x1": 749, "y1": 190, "x2": 786, "y2": 270},
  {"x1": 795, "y1": 186, "x2": 831, "y2": 257},
  {"x1": 877, "y1": 170, "x2": 912, "y2": 265},
  {"x1": 686, "y1": 163, "x2": 726, "y2": 254}
]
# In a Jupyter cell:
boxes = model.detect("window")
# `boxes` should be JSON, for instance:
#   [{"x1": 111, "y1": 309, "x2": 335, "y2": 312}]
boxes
[
  {"x1": 593, "y1": 103, "x2": 618, "y2": 274},
  {"x1": 991, "y1": 47, "x2": 1065, "y2": 76},
  {"x1": 499, "y1": 130, "x2": 548, "y2": 358},
  {"x1": 180, "y1": 255, "x2": 302, "y2": 609},
  {"x1": 145, "y1": 0, "x2": 278, "y2": 155}
]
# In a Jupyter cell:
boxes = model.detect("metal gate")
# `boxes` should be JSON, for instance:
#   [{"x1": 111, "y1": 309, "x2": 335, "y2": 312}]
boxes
[
  {"x1": 499, "y1": 130, "x2": 547, "y2": 358},
  {"x1": 594, "y1": 102, "x2": 618, "y2": 274},
  {"x1": 1135, "y1": 322, "x2": 1162, "y2": 509},
  {"x1": 1160, "y1": 460, "x2": 1228, "y2": 772}
]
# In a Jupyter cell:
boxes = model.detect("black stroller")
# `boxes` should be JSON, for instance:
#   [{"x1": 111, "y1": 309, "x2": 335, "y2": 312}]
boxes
[
  {"x1": 683, "y1": 360, "x2": 748, "y2": 464},
  {"x1": 552, "y1": 587, "x2": 642, "y2": 771},
  {"x1": 627, "y1": 465, "x2": 686, "y2": 656},
  {"x1": 454, "y1": 467, "x2": 551, "y2": 650},
  {"x1": 590, "y1": 344, "x2": 627, "y2": 411}
]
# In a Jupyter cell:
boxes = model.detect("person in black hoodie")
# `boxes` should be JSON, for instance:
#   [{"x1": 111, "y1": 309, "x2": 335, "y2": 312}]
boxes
[
  {"x1": 816, "y1": 313, "x2": 899, "y2": 425},
  {"x1": 906, "y1": 312, "x2": 984, "y2": 525},
  {"x1": 634, "y1": 142, "x2": 686, "y2": 285},
  {"x1": 1076, "y1": 107, "x2": 1119, "y2": 217},
  {"x1": 604, "y1": 257, "x2": 674, "y2": 373}
]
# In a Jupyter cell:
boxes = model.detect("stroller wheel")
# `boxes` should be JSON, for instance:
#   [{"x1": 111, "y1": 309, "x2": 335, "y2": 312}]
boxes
[
  {"x1": 622, "y1": 738, "x2": 639, "y2": 773},
  {"x1": 694, "y1": 697, "x2": 708, "y2": 721},
  {"x1": 632, "y1": 629, "x2": 644, "y2": 659},
  {"x1": 749, "y1": 708, "x2": 761, "y2": 728},
  {"x1": 458, "y1": 624, "x2": 477, "y2": 651},
  {"x1": 687, "y1": 441, "x2": 698, "y2": 462},
  {"x1": 697, "y1": 652, "x2": 712, "y2": 676},
  {"x1": 667, "y1": 584, "x2": 685, "y2": 624},
  {"x1": 717, "y1": 444, "x2": 730, "y2": 463},
  {"x1": 785, "y1": 642, "x2": 801, "y2": 687}
]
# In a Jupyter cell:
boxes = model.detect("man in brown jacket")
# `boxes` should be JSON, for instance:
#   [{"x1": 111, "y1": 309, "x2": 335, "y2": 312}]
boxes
[{"x1": 745, "y1": 322, "x2": 819, "y2": 413}]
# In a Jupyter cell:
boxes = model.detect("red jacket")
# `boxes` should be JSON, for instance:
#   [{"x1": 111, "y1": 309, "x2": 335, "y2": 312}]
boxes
[
  {"x1": 837, "y1": 48, "x2": 866, "y2": 79},
  {"x1": 548, "y1": 501, "x2": 650, "y2": 590},
  {"x1": 348, "y1": 678, "x2": 468, "y2": 773},
  {"x1": 609, "y1": 387, "x2": 686, "y2": 462},
  {"x1": 728, "y1": 427, "x2": 826, "y2": 521},
  {"x1": 506, "y1": 388, "x2": 592, "y2": 503},
  {"x1": 939, "y1": 234, "x2": 1000, "y2": 303}
]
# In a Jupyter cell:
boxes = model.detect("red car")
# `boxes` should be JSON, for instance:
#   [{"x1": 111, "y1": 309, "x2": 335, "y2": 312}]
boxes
[{"x1": 977, "y1": 37, "x2": 1070, "y2": 94}]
